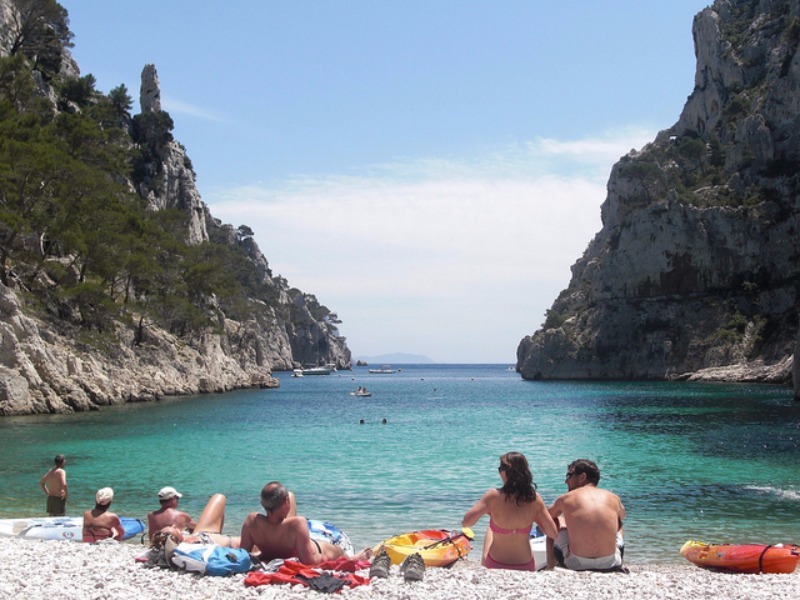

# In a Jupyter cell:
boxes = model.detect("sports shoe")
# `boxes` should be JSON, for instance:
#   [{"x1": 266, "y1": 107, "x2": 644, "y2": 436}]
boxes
[
  {"x1": 400, "y1": 552, "x2": 425, "y2": 582},
  {"x1": 369, "y1": 550, "x2": 391, "y2": 579}
]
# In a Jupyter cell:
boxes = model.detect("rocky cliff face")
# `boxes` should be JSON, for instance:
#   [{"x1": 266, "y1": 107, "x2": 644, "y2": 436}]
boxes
[
  {"x1": 129, "y1": 64, "x2": 351, "y2": 375},
  {"x1": 518, "y1": 0, "x2": 800, "y2": 385},
  {"x1": 137, "y1": 64, "x2": 208, "y2": 245},
  {"x1": 0, "y1": 2, "x2": 350, "y2": 415}
]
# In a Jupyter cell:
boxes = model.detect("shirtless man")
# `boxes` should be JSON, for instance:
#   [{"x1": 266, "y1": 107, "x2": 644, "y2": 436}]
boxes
[
  {"x1": 39, "y1": 454, "x2": 68, "y2": 516},
  {"x1": 82, "y1": 487, "x2": 125, "y2": 543},
  {"x1": 147, "y1": 486, "x2": 196, "y2": 542},
  {"x1": 240, "y1": 482, "x2": 368, "y2": 566},
  {"x1": 152, "y1": 493, "x2": 240, "y2": 548},
  {"x1": 546, "y1": 459, "x2": 626, "y2": 571}
]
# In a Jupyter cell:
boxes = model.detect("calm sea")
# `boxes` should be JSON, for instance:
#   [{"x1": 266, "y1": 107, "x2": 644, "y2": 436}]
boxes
[{"x1": 1, "y1": 364, "x2": 798, "y2": 563}]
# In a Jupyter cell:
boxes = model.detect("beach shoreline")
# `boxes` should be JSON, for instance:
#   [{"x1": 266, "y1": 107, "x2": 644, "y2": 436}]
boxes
[{"x1": 1, "y1": 538, "x2": 798, "y2": 599}]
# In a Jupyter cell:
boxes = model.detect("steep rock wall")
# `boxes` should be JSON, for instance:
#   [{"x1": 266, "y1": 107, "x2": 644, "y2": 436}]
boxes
[
  {"x1": 518, "y1": 0, "x2": 800, "y2": 384},
  {"x1": 0, "y1": 5, "x2": 351, "y2": 414}
]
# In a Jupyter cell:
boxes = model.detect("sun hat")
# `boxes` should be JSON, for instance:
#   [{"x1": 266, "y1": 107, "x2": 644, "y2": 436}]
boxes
[
  {"x1": 158, "y1": 486, "x2": 183, "y2": 500},
  {"x1": 95, "y1": 487, "x2": 114, "y2": 505}
]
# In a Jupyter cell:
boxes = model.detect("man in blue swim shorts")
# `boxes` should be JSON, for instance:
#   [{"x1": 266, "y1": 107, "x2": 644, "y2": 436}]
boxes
[{"x1": 546, "y1": 459, "x2": 626, "y2": 571}]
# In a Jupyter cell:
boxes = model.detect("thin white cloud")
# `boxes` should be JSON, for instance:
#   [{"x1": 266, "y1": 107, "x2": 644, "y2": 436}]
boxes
[
  {"x1": 161, "y1": 95, "x2": 227, "y2": 122},
  {"x1": 206, "y1": 128, "x2": 654, "y2": 362}
]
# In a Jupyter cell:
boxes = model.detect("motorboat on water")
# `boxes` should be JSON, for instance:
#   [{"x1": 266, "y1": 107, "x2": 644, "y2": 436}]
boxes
[
  {"x1": 368, "y1": 365, "x2": 395, "y2": 374},
  {"x1": 294, "y1": 365, "x2": 333, "y2": 376}
]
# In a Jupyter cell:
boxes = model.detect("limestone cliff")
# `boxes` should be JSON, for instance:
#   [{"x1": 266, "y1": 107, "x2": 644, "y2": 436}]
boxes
[
  {"x1": 518, "y1": 0, "x2": 800, "y2": 384},
  {"x1": 0, "y1": 1, "x2": 350, "y2": 415}
]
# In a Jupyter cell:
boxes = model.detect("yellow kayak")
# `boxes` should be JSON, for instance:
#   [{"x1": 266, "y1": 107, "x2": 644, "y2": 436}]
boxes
[{"x1": 373, "y1": 529, "x2": 472, "y2": 567}]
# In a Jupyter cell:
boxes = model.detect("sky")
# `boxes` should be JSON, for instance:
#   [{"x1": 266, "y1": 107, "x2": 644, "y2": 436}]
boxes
[{"x1": 63, "y1": 1, "x2": 711, "y2": 363}]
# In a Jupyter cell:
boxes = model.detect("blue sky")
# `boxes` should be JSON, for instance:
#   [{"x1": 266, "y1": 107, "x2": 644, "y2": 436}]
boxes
[{"x1": 64, "y1": 1, "x2": 710, "y2": 363}]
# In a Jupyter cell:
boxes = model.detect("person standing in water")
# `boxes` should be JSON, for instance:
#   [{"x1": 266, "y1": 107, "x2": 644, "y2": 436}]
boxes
[{"x1": 39, "y1": 454, "x2": 68, "y2": 516}]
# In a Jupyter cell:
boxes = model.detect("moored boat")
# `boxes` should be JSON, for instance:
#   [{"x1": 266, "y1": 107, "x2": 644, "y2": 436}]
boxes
[
  {"x1": 296, "y1": 366, "x2": 332, "y2": 375},
  {"x1": 368, "y1": 365, "x2": 395, "y2": 374},
  {"x1": 373, "y1": 528, "x2": 472, "y2": 567},
  {"x1": 680, "y1": 540, "x2": 800, "y2": 573}
]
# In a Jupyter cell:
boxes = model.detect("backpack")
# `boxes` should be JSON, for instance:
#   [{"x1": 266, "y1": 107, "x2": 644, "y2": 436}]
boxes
[{"x1": 170, "y1": 542, "x2": 253, "y2": 576}]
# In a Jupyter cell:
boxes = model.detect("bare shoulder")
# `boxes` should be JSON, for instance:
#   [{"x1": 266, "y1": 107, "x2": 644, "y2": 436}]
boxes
[
  {"x1": 484, "y1": 488, "x2": 502, "y2": 501},
  {"x1": 286, "y1": 515, "x2": 309, "y2": 530},
  {"x1": 242, "y1": 511, "x2": 262, "y2": 526}
]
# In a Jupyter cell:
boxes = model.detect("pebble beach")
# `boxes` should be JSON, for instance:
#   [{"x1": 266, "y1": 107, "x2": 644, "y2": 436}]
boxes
[{"x1": 1, "y1": 538, "x2": 798, "y2": 599}]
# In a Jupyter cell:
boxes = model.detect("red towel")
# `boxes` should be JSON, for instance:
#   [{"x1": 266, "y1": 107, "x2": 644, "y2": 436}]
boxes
[{"x1": 244, "y1": 559, "x2": 370, "y2": 590}]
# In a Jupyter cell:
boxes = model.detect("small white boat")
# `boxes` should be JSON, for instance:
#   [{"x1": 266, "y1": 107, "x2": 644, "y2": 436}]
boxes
[
  {"x1": 350, "y1": 387, "x2": 373, "y2": 397},
  {"x1": 368, "y1": 365, "x2": 395, "y2": 374},
  {"x1": 297, "y1": 366, "x2": 332, "y2": 375},
  {"x1": 292, "y1": 370, "x2": 304, "y2": 377}
]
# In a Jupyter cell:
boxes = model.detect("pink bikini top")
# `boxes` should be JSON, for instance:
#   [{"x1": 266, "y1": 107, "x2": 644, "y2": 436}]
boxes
[{"x1": 489, "y1": 518, "x2": 532, "y2": 536}]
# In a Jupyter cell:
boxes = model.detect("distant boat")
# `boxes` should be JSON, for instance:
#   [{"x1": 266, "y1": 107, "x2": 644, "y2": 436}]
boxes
[
  {"x1": 294, "y1": 366, "x2": 333, "y2": 376},
  {"x1": 368, "y1": 365, "x2": 395, "y2": 374},
  {"x1": 354, "y1": 390, "x2": 372, "y2": 397}
]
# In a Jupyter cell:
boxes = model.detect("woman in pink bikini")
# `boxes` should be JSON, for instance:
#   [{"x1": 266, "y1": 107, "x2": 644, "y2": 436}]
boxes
[{"x1": 462, "y1": 451, "x2": 558, "y2": 571}]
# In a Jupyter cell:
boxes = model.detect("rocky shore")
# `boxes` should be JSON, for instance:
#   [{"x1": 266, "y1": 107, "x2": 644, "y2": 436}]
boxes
[{"x1": 1, "y1": 538, "x2": 797, "y2": 599}]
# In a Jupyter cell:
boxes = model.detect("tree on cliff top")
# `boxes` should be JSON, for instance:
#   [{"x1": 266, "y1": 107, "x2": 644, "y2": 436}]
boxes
[{"x1": 6, "y1": 0, "x2": 73, "y2": 78}]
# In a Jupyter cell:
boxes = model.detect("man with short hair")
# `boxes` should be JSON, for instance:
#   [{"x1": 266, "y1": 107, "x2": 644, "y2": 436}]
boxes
[
  {"x1": 546, "y1": 459, "x2": 626, "y2": 571},
  {"x1": 39, "y1": 454, "x2": 68, "y2": 516},
  {"x1": 147, "y1": 486, "x2": 196, "y2": 542},
  {"x1": 240, "y1": 481, "x2": 369, "y2": 565}
]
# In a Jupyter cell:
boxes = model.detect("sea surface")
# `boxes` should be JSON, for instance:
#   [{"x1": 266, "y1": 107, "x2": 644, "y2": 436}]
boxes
[{"x1": 1, "y1": 364, "x2": 799, "y2": 564}]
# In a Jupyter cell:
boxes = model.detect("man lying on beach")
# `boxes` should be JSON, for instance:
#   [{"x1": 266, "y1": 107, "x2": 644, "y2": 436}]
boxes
[
  {"x1": 147, "y1": 486, "x2": 196, "y2": 542},
  {"x1": 546, "y1": 459, "x2": 626, "y2": 571},
  {"x1": 152, "y1": 493, "x2": 240, "y2": 548},
  {"x1": 39, "y1": 454, "x2": 68, "y2": 516},
  {"x1": 240, "y1": 481, "x2": 371, "y2": 566}
]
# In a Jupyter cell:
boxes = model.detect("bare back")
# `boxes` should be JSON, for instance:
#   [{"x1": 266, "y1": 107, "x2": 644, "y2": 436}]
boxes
[
  {"x1": 552, "y1": 485, "x2": 624, "y2": 558},
  {"x1": 147, "y1": 508, "x2": 195, "y2": 541},
  {"x1": 83, "y1": 508, "x2": 124, "y2": 542},
  {"x1": 463, "y1": 488, "x2": 557, "y2": 565},
  {"x1": 240, "y1": 513, "x2": 339, "y2": 565},
  {"x1": 40, "y1": 467, "x2": 67, "y2": 498}
]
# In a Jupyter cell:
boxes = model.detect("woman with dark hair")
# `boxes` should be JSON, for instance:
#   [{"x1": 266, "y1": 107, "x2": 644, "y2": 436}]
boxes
[{"x1": 462, "y1": 452, "x2": 558, "y2": 571}]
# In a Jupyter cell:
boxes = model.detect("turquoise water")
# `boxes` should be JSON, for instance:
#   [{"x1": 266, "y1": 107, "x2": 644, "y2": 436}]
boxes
[{"x1": 1, "y1": 364, "x2": 799, "y2": 563}]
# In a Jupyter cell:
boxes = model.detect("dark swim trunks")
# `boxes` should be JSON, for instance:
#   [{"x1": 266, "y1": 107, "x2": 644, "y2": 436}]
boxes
[{"x1": 46, "y1": 496, "x2": 66, "y2": 516}]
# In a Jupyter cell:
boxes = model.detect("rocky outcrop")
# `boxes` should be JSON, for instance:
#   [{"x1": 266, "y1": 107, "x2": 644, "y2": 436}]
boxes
[
  {"x1": 518, "y1": 0, "x2": 800, "y2": 384},
  {"x1": 0, "y1": 5, "x2": 351, "y2": 415},
  {"x1": 140, "y1": 64, "x2": 161, "y2": 113},
  {"x1": 136, "y1": 64, "x2": 208, "y2": 245},
  {"x1": 0, "y1": 282, "x2": 278, "y2": 415}
]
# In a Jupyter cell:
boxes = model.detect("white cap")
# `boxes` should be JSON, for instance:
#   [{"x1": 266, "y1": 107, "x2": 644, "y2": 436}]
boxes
[
  {"x1": 158, "y1": 486, "x2": 183, "y2": 501},
  {"x1": 95, "y1": 487, "x2": 114, "y2": 505}
]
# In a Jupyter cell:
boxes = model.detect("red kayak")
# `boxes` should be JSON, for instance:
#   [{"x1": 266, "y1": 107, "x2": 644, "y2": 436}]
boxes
[{"x1": 680, "y1": 540, "x2": 800, "y2": 574}]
